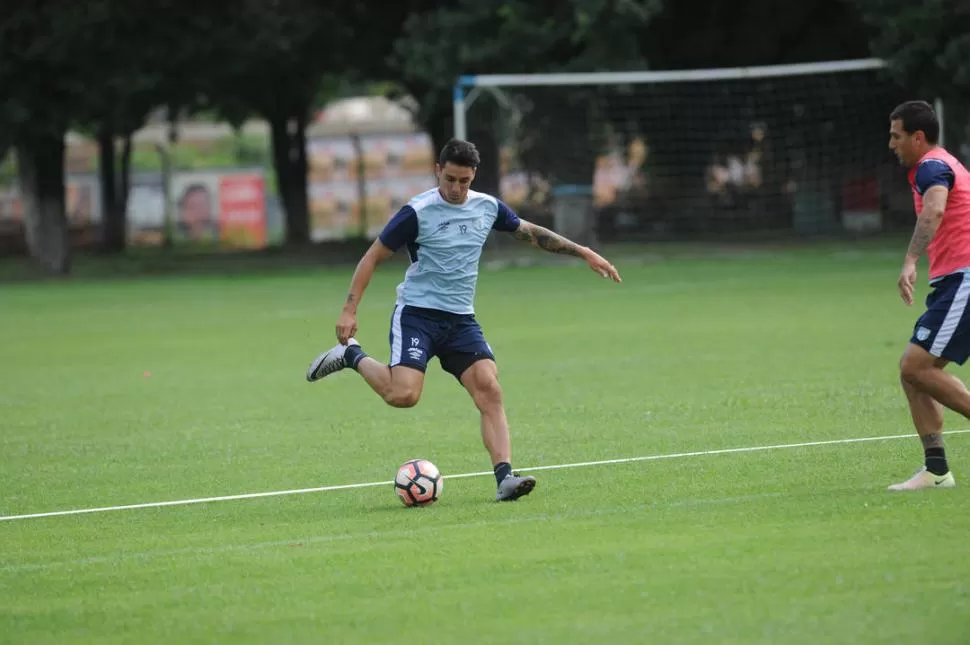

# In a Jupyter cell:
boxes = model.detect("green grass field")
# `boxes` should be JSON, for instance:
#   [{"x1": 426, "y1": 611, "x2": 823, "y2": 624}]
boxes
[{"x1": 2, "y1": 242, "x2": 969, "y2": 644}]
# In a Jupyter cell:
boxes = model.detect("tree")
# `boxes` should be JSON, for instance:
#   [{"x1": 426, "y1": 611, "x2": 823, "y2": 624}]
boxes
[
  {"x1": 197, "y1": 0, "x2": 359, "y2": 246},
  {"x1": 0, "y1": 0, "x2": 221, "y2": 266},
  {"x1": 851, "y1": 0, "x2": 968, "y2": 96},
  {"x1": 78, "y1": 0, "x2": 254, "y2": 253},
  {"x1": 643, "y1": 0, "x2": 871, "y2": 71},
  {"x1": 70, "y1": 1, "x2": 176, "y2": 253},
  {"x1": 0, "y1": 0, "x2": 95, "y2": 273},
  {"x1": 391, "y1": 0, "x2": 663, "y2": 195},
  {"x1": 200, "y1": 0, "x2": 452, "y2": 245},
  {"x1": 851, "y1": 1, "x2": 970, "y2": 155}
]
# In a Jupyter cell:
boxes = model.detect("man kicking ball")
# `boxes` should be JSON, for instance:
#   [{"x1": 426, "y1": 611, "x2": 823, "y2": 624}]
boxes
[{"x1": 307, "y1": 138, "x2": 621, "y2": 501}]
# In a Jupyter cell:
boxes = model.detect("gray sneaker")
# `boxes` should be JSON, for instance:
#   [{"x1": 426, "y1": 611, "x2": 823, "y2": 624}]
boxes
[
  {"x1": 306, "y1": 338, "x2": 358, "y2": 382},
  {"x1": 496, "y1": 473, "x2": 536, "y2": 501}
]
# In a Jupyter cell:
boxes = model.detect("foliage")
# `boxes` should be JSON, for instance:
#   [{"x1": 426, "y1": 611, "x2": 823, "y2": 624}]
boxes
[
  {"x1": 852, "y1": 0, "x2": 970, "y2": 98},
  {"x1": 391, "y1": 0, "x2": 663, "y2": 184}
]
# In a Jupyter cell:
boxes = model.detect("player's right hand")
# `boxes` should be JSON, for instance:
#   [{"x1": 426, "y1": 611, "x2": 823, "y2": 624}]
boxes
[
  {"x1": 336, "y1": 310, "x2": 357, "y2": 344},
  {"x1": 898, "y1": 261, "x2": 917, "y2": 306},
  {"x1": 583, "y1": 248, "x2": 622, "y2": 283}
]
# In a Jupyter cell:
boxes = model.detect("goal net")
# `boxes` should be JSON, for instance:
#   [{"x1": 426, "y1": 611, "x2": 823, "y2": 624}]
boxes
[{"x1": 453, "y1": 59, "x2": 917, "y2": 244}]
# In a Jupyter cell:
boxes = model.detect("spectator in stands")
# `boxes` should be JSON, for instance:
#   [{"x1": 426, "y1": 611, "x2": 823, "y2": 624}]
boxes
[
  {"x1": 743, "y1": 123, "x2": 765, "y2": 191},
  {"x1": 706, "y1": 151, "x2": 739, "y2": 207}
]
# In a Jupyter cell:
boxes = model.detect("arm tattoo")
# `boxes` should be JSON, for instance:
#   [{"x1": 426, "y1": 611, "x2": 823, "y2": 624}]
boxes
[
  {"x1": 920, "y1": 432, "x2": 944, "y2": 450},
  {"x1": 513, "y1": 222, "x2": 583, "y2": 256},
  {"x1": 343, "y1": 292, "x2": 357, "y2": 312},
  {"x1": 906, "y1": 215, "x2": 939, "y2": 259},
  {"x1": 907, "y1": 188, "x2": 947, "y2": 259}
]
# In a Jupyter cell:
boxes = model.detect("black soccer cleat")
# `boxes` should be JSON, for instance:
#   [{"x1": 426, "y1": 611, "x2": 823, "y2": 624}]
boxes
[{"x1": 495, "y1": 473, "x2": 536, "y2": 501}]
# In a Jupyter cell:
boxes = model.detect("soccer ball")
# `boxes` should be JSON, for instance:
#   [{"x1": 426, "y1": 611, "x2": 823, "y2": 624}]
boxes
[{"x1": 394, "y1": 459, "x2": 443, "y2": 507}]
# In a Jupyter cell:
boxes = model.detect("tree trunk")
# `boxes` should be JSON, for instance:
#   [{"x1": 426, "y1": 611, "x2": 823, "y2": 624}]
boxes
[
  {"x1": 351, "y1": 133, "x2": 367, "y2": 236},
  {"x1": 269, "y1": 111, "x2": 310, "y2": 245},
  {"x1": 291, "y1": 113, "x2": 309, "y2": 243},
  {"x1": 16, "y1": 133, "x2": 70, "y2": 274},
  {"x1": 97, "y1": 128, "x2": 134, "y2": 253},
  {"x1": 98, "y1": 126, "x2": 123, "y2": 253},
  {"x1": 118, "y1": 133, "x2": 132, "y2": 237}
]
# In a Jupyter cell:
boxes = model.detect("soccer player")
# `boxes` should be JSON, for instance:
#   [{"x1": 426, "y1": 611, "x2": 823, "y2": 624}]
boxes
[
  {"x1": 306, "y1": 138, "x2": 621, "y2": 501},
  {"x1": 888, "y1": 100, "x2": 970, "y2": 490}
]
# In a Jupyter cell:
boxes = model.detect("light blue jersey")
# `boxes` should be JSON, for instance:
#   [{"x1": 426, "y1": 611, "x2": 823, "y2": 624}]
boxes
[{"x1": 378, "y1": 188, "x2": 521, "y2": 314}]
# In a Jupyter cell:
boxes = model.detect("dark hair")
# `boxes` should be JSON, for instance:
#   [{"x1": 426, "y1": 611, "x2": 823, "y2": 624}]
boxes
[
  {"x1": 438, "y1": 138, "x2": 480, "y2": 169},
  {"x1": 890, "y1": 100, "x2": 940, "y2": 144},
  {"x1": 178, "y1": 183, "x2": 211, "y2": 203}
]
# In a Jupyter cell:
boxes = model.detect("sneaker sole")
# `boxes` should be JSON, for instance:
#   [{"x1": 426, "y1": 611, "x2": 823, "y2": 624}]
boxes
[
  {"x1": 888, "y1": 481, "x2": 956, "y2": 491},
  {"x1": 497, "y1": 477, "x2": 536, "y2": 502}
]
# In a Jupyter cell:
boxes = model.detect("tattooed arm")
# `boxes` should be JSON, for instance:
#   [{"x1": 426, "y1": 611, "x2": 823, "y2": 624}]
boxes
[
  {"x1": 905, "y1": 186, "x2": 948, "y2": 261},
  {"x1": 899, "y1": 185, "x2": 948, "y2": 306},
  {"x1": 335, "y1": 239, "x2": 395, "y2": 343},
  {"x1": 511, "y1": 219, "x2": 622, "y2": 282},
  {"x1": 335, "y1": 203, "x2": 414, "y2": 344},
  {"x1": 512, "y1": 219, "x2": 587, "y2": 256}
]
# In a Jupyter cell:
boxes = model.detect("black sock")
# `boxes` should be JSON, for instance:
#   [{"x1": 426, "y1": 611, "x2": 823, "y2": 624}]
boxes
[
  {"x1": 344, "y1": 345, "x2": 367, "y2": 370},
  {"x1": 494, "y1": 462, "x2": 512, "y2": 486},
  {"x1": 925, "y1": 447, "x2": 948, "y2": 476}
]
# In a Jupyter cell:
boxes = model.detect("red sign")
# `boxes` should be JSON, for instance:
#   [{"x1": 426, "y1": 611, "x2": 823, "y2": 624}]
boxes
[{"x1": 218, "y1": 174, "x2": 266, "y2": 248}]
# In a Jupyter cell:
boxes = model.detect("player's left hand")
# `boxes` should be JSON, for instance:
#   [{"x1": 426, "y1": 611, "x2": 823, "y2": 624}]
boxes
[
  {"x1": 898, "y1": 260, "x2": 917, "y2": 306},
  {"x1": 583, "y1": 248, "x2": 622, "y2": 283}
]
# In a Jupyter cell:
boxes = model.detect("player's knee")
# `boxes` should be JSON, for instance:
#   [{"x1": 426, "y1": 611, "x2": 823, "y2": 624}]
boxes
[
  {"x1": 900, "y1": 369, "x2": 917, "y2": 393},
  {"x1": 900, "y1": 350, "x2": 932, "y2": 384},
  {"x1": 384, "y1": 387, "x2": 421, "y2": 408},
  {"x1": 471, "y1": 376, "x2": 503, "y2": 411},
  {"x1": 900, "y1": 358, "x2": 918, "y2": 384}
]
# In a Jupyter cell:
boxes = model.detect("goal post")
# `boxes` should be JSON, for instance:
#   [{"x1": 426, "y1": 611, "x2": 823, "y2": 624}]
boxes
[{"x1": 453, "y1": 58, "x2": 928, "y2": 244}]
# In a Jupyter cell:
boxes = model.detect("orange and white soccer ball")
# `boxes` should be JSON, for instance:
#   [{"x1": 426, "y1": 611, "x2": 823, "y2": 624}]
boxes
[{"x1": 394, "y1": 459, "x2": 443, "y2": 507}]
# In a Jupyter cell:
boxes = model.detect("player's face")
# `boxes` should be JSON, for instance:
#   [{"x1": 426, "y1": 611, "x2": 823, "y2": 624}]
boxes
[
  {"x1": 889, "y1": 119, "x2": 920, "y2": 167},
  {"x1": 436, "y1": 162, "x2": 475, "y2": 204}
]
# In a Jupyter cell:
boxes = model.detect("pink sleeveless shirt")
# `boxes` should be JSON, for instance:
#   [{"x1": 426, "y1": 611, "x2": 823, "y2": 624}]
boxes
[{"x1": 909, "y1": 147, "x2": 970, "y2": 281}]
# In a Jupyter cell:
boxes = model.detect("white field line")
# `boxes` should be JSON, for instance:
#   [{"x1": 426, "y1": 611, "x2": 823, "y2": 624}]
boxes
[
  {"x1": 1, "y1": 491, "x2": 786, "y2": 574},
  {"x1": 2, "y1": 429, "x2": 967, "y2": 523}
]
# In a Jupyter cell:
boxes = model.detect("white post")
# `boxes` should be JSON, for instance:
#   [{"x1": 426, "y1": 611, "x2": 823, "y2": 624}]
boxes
[
  {"x1": 462, "y1": 57, "x2": 886, "y2": 87},
  {"x1": 453, "y1": 84, "x2": 467, "y2": 141},
  {"x1": 935, "y1": 97, "x2": 945, "y2": 146}
]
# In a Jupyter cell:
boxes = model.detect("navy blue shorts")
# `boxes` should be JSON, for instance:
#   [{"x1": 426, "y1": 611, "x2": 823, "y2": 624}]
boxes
[
  {"x1": 388, "y1": 305, "x2": 495, "y2": 380},
  {"x1": 911, "y1": 272, "x2": 970, "y2": 364}
]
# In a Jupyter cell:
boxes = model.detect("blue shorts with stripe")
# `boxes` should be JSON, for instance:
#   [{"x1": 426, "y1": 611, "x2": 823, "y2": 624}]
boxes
[
  {"x1": 911, "y1": 272, "x2": 970, "y2": 364},
  {"x1": 388, "y1": 305, "x2": 495, "y2": 380}
]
